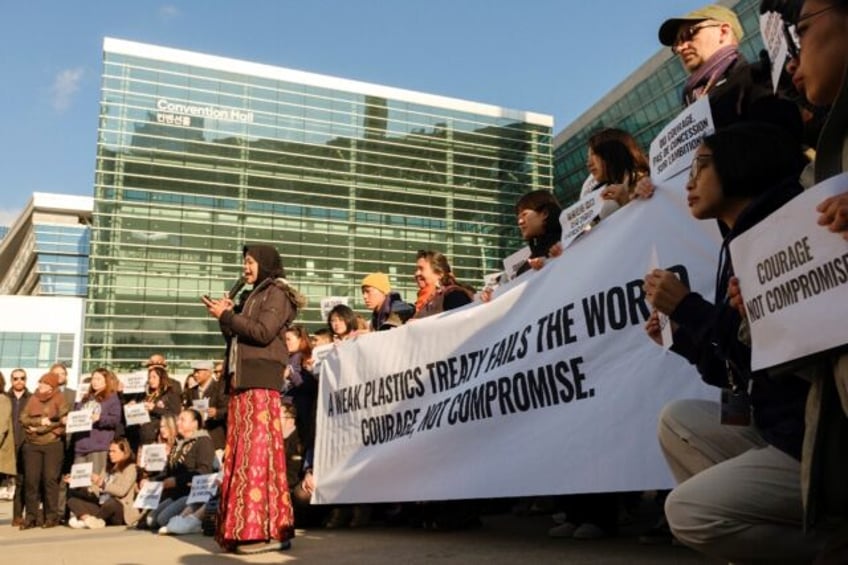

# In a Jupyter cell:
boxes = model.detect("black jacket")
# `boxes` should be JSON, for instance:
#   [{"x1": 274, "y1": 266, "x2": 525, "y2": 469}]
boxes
[{"x1": 670, "y1": 178, "x2": 809, "y2": 460}]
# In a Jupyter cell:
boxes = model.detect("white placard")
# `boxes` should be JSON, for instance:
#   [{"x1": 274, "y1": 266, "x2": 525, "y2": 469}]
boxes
[
  {"x1": 65, "y1": 409, "x2": 94, "y2": 434},
  {"x1": 120, "y1": 371, "x2": 148, "y2": 395},
  {"x1": 502, "y1": 246, "x2": 531, "y2": 282},
  {"x1": 139, "y1": 443, "x2": 168, "y2": 472},
  {"x1": 192, "y1": 397, "x2": 209, "y2": 419},
  {"x1": 320, "y1": 297, "x2": 350, "y2": 321},
  {"x1": 759, "y1": 11, "x2": 789, "y2": 93},
  {"x1": 649, "y1": 97, "x2": 715, "y2": 182},
  {"x1": 649, "y1": 245, "x2": 674, "y2": 350},
  {"x1": 133, "y1": 481, "x2": 163, "y2": 510},
  {"x1": 560, "y1": 191, "x2": 603, "y2": 249},
  {"x1": 313, "y1": 171, "x2": 722, "y2": 504},
  {"x1": 123, "y1": 403, "x2": 151, "y2": 426},
  {"x1": 69, "y1": 462, "x2": 94, "y2": 489},
  {"x1": 186, "y1": 473, "x2": 219, "y2": 505},
  {"x1": 729, "y1": 173, "x2": 848, "y2": 370}
]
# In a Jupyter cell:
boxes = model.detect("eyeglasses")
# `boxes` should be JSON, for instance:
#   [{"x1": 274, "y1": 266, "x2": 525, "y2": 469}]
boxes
[
  {"x1": 672, "y1": 23, "x2": 722, "y2": 51},
  {"x1": 689, "y1": 154, "x2": 714, "y2": 182},
  {"x1": 796, "y1": 4, "x2": 839, "y2": 41}
]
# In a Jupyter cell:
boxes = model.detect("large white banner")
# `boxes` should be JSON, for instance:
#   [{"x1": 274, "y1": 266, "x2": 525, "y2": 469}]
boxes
[
  {"x1": 730, "y1": 173, "x2": 848, "y2": 370},
  {"x1": 313, "y1": 170, "x2": 722, "y2": 504}
]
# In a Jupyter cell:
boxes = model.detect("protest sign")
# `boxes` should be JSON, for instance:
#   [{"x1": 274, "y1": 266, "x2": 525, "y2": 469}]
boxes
[
  {"x1": 313, "y1": 174, "x2": 722, "y2": 504},
  {"x1": 65, "y1": 409, "x2": 93, "y2": 434},
  {"x1": 321, "y1": 297, "x2": 350, "y2": 321},
  {"x1": 649, "y1": 97, "x2": 714, "y2": 182},
  {"x1": 502, "y1": 247, "x2": 531, "y2": 282},
  {"x1": 186, "y1": 473, "x2": 219, "y2": 505},
  {"x1": 560, "y1": 191, "x2": 603, "y2": 249},
  {"x1": 69, "y1": 462, "x2": 93, "y2": 489},
  {"x1": 729, "y1": 173, "x2": 848, "y2": 370},
  {"x1": 759, "y1": 11, "x2": 789, "y2": 93},
  {"x1": 133, "y1": 481, "x2": 163, "y2": 510},
  {"x1": 192, "y1": 397, "x2": 209, "y2": 419},
  {"x1": 139, "y1": 443, "x2": 167, "y2": 472},
  {"x1": 120, "y1": 371, "x2": 148, "y2": 395},
  {"x1": 124, "y1": 403, "x2": 151, "y2": 426}
]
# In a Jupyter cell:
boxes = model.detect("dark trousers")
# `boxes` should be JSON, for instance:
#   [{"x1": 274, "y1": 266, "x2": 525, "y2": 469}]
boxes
[
  {"x1": 67, "y1": 495, "x2": 124, "y2": 525},
  {"x1": 23, "y1": 442, "x2": 64, "y2": 524},
  {"x1": 13, "y1": 443, "x2": 25, "y2": 520}
]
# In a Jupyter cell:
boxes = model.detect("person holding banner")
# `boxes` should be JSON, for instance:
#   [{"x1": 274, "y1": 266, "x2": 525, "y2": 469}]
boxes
[
  {"x1": 19, "y1": 372, "x2": 69, "y2": 529},
  {"x1": 70, "y1": 368, "x2": 121, "y2": 477},
  {"x1": 327, "y1": 303, "x2": 358, "y2": 341},
  {"x1": 583, "y1": 128, "x2": 650, "y2": 213},
  {"x1": 202, "y1": 244, "x2": 304, "y2": 554},
  {"x1": 643, "y1": 122, "x2": 828, "y2": 562},
  {"x1": 361, "y1": 271, "x2": 415, "y2": 331},
  {"x1": 413, "y1": 250, "x2": 475, "y2": 318},
  {"x1": 66, "y1": 438, "x2": 139, "y2": 529},
  {"x1": 514, "y1": 191, "x2": 562, "y2": 275}
]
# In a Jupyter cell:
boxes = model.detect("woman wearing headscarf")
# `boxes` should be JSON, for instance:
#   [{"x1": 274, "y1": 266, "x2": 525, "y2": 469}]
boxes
[
  {"x1": 19, "y1": 372, "x2": 69, "y2": 529},
  {"x1": 202, "y1": 244, "x2": 305, "y2": 555}
]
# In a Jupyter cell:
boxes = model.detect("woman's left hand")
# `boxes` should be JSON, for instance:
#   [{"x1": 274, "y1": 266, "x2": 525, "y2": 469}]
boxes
[
  {"x1": 202, "y1": 295, "x2": 234, "y2": 319},
  {"x1": 644, "y1": 269, "x2": 690, "y2": 315},
  {"x1": 817, "y1": 192, "x2": 848, "y2": 239}
]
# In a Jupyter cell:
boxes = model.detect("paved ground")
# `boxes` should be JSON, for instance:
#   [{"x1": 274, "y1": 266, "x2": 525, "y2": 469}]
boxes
[{"x1": 0, "y1": 500, "x2": 719, "y2": 564}]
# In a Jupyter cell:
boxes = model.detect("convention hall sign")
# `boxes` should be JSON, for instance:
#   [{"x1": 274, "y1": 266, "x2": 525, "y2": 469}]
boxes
[{"x1": 313, "y1": 173, "x2": 722, "y2": 504}]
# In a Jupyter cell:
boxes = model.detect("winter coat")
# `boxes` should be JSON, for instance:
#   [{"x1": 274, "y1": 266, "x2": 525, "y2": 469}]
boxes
[
  {"x1": 670, "y1": 179, "x2": 809, "y2": 461},
  {"x1": 220, "y1": 277, "x2": 299, "y2": 392},
  {"x1": 91, "y1": 463, "x2": 140, "y2": 526},
  {"x1": 20, "y1": 391, "x2": 69, "y2": 446},
  {"x1": 154, "y1": 429, "x2": 215, "y2": 499},
  {"x1": 0, "y1": 395, "x2": 15, "y2": 476},
  {"x1": 73, "y1": 392, "x2": 122, "y2": 456}
]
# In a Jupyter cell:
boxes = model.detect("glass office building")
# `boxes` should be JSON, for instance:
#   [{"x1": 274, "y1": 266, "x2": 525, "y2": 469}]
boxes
[
  {"x1": 85, "y1": 38, "x2": 552, "y2": 371},
  {"x1": 553, "y1": 0, "x2": 762, "y2": 204}
]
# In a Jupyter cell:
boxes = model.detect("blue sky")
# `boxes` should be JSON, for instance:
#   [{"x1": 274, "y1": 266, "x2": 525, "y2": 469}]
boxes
[{"x1": 0, "y1": 0, "x2": 708, "y2": 225}]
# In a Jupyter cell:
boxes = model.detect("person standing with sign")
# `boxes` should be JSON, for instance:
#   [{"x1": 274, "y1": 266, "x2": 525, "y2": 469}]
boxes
[
  {"x1": 19, "y1": 372, "x2": 69, "y2": 529},
  {"x1": 202, "y1": 244, "x2": 305, "y2": 555},
  {"x1": 642, "y1": 122, "x2": 827, "y2": 562},
  {"x1": 70, "y1": 368, "x2": 121, "y2": 477}
]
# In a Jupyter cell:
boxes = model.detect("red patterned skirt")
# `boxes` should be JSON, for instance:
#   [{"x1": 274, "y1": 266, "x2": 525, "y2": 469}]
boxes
[{"x1": 216, "y1": 388, "x2": 294, "y2": 551}]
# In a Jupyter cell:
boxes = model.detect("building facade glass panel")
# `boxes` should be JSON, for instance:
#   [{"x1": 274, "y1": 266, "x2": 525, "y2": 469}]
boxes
[{"x1": 84, "y1": 39, "x2": 552, "y2": 371}]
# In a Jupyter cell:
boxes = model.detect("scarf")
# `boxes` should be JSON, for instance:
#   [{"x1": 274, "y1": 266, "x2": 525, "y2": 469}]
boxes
[
  {"x1": 415, "y1": 283, "x2": 436, "y2": 313},
  {"x1": 683, "y1": 45, "x2": 740, "y2": 105}
]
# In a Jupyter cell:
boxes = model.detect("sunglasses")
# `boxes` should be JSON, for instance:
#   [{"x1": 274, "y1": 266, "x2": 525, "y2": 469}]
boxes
[
  {"x1": 672, "y1": 23, "x2": 722, "y2": 51},
  {"x1": 12, "y1": 376, "x2": 26, "y2": 381}
]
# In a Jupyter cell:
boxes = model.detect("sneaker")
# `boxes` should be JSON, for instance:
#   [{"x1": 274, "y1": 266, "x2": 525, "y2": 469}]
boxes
[
  {"x1": 157, "y1": 526, "x2": 171, "y2": 535},
  {"x1": 548, "y1": 521, "x2": 578, "y2": 538},
  {"x1": 551, "y1": 512, "x2": 568, "y2": 525},
  {"x1": 573, "y1": 522, "x2": 606, "y2": 540},
  {"x1": 83, "y1": 516, "x2": 106, "y2": 529},
  {"x1": 68, "y1": 516, "x2": 87, "y2": 529},
  {"x1": 167, "y1": 515, "x2": 202, "y2": 535}
]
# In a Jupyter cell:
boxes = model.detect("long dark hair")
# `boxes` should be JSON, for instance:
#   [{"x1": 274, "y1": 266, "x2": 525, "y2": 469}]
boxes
[
  {"x1": 588, "y1": 128, "x2": 649, "y2": 186},
  {"x1": 108, "y1": 438, "x2": 134, "y2": 473}
]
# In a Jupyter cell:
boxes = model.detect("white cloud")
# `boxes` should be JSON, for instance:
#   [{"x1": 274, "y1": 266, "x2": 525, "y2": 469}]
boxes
[
  {"x1": 50, "y1": 67, "x2": 84, "y2": 112},
  {"x1": 159, "y1": 5, "x2": 180, "y2": 21}
]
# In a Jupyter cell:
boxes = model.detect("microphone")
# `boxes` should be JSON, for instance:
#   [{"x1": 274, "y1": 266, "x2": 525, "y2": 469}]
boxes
[{"x1": 227, "y1": 276, "x2": 247, "y2": 300}]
